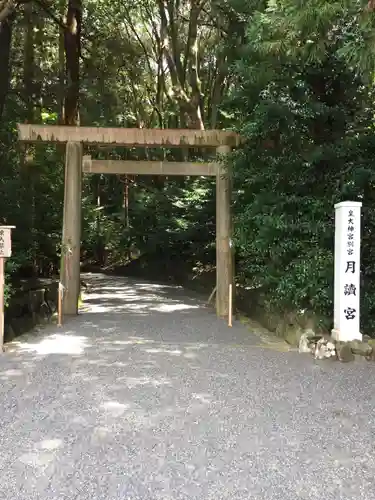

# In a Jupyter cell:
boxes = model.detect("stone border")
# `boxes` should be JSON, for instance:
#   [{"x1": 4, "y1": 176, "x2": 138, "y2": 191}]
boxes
[{"x1": 298, "y1": 331, "x2": 375, "y2": 362}]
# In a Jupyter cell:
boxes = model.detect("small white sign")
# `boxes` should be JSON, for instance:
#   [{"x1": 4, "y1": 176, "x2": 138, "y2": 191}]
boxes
[
  {"x1": 332, "y1": 202, "x2": 362, "y2": 342},
  {"x1": 0, "y1": 226, "x2": 15, "y2": 258}
]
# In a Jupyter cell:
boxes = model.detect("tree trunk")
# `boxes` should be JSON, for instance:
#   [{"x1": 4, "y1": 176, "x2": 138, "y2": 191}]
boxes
[
  {"x1": 23, "y1": 1, "x2": 34, "y2": 122},
  {"x1": 209, "y1": 53, "x2": 227, "y2": 128},
  {"x1": 22, "y1": 1, "x2": 37, "y2": 273},
  {"x1": 64, "y1": 0, "x2": 81, "y2": 125},
  {"x1": 95, "y1": 176, "x2": 105, "y2": 265},
  {"x1": 123, "y1": 176, "x2": 130, "y2": 229},
  {"x1": 58, "y1": 0, "x2": 66, "y2": 124},
  {"x1": 157, "y1": 0, "x2": 205, "y2": 132},
  {"x1": 0, "y1": 15, "x2": 14, "y2": 122}
]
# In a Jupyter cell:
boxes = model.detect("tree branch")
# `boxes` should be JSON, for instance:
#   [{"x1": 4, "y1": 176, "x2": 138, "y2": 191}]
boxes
[
  {"x1": 0, "y1": 0, "x2": 16, "y2": 23},
  {"x1": 33, "y1": 0, "x2": 67, "y2": 30},
  {"x1": 122, "y1": 8, "x2": 155, "y2": 79}
]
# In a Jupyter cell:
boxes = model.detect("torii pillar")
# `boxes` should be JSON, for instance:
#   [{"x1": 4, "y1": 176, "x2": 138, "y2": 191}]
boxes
[
  {"x1": 60, "y1": 141, "x2": 82, "y2": 315},
  {"x1": 216, "y1": 145, "x2": 233, "y2": 318}
]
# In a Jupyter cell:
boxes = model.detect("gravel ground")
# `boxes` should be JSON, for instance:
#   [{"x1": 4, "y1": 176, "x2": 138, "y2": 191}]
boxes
[{"x1": 0, "y1": 273, "x2": 374, "y2": 500}]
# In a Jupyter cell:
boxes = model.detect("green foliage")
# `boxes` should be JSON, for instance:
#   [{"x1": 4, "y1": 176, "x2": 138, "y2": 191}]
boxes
[
  {"x1": 81, "y1": 171, "x2": 216, "y2": 269},
  {"x1": 229, "y1": 0, "x2": 375, "y2": 332},
  {"x1": 1, "y1": 0, "x2": 226, "y2": 297},
  {"x1": 250, "y1": 0, "x2": 375, "y2": 74},
  {"x1": 3, "y1": 0, "x2": 375, "y2": 335}
]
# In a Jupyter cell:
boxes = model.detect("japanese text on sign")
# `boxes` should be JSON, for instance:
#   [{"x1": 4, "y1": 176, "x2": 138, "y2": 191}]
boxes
[
  {"x1": 333, "y1": 201, "x2": 362, "y2": 341},
  {"x1": 343, "y1": 209, "x2": 358, "y2": 320},
  {"x1": 0, "y1": 227, "x2": 12, "y2": 258}
]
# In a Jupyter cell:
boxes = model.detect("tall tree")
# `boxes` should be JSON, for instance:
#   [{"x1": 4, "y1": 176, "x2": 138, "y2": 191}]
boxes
[
  {"x1": 64, "y1": 0, "x2": 81, "y2": 125},
  {"x1": 0, "y1": 13, "x2": 14, "y2": 120},
  {"x1": 23, "y1": 0, "x2": 34, "y2": 122}
]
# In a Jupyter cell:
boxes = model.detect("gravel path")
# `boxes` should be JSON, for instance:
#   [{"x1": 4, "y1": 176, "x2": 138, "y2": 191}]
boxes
[{"x1": 0, "y1": 273, "x2": 374, "y2": 500}]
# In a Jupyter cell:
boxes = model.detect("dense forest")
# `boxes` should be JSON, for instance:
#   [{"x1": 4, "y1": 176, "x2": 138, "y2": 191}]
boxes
[{"x1": 1, "y1": 0, "x2": 375, "y2": 333}]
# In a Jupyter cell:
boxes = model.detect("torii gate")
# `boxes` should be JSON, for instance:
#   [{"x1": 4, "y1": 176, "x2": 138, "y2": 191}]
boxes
[{"x1": 17, "y1": 124, "x2": 239, "y2": 319}]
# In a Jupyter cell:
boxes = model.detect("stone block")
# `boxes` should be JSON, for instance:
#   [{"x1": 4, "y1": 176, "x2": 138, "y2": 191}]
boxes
[
  {"x1": 349, "y1": 340, "x2": 372, "y2": 357},
  {"x1": 336, "y1": 342, "x2": 355, "y2": 362},
  {"x1": 314, "y1": 338, "x2": 336, "y2": 359},
  {"x1": 284, "y1": 325, "x2": 304, "y2": 346}
]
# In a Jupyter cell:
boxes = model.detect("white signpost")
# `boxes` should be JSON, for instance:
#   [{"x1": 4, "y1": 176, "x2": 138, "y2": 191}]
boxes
[
  {"x1": 0, "y1": 226, "x2": 15, "y2": 350},
  {"x1": 332, "y1": 202, "x2": 362, "y2": 342}
]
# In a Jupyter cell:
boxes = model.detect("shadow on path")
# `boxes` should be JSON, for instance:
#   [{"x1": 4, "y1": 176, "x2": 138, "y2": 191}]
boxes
[{"x1": 0, "y1": 273, "x2": 374, "y2": 500}]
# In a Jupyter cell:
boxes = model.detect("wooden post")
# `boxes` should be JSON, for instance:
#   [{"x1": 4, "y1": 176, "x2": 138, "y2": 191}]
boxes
[
  {"x1": 57, "y1": 282, "x2": 63, "y2": 326},
  {"x1": 228, "y1": 284, "x2": 233, "y2": 327},
  {"x1": 0, "y1": 226, "x2": 15, "y2": 351},
  {"x1": 60, "y1": 141, "x2": 82, "y2": 315},
  {"x1": 0, "y1": 257, "x2": 4, "y2": 350},
  {"x1": 207, "y1": 285, "x2": 217, "y2": 305},
  {"x1": 216, "y1": 145, "x2": 232, "y2": 318}
]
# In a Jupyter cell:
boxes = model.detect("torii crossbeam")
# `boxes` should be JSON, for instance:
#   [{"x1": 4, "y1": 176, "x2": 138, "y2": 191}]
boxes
[{"x1": 17, "y1": 124, "x2": 237, "y2": 319}]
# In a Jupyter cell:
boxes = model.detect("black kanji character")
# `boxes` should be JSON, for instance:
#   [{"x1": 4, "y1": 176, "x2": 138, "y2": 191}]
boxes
[
  {"x1": 344, "y1": 284, "x2": 356, "y2": 296},
  {"x1": 345, "y1": 261, "x2": 355, "y2": 273},
  {"x1": 344, "y1": 307, "x2": 356, "y2": 320}
]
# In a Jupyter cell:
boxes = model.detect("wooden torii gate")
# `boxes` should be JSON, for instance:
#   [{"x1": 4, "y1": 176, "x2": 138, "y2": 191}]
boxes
[{"x1": 17, "y1": 124, "x2": 239, "y2": 319}]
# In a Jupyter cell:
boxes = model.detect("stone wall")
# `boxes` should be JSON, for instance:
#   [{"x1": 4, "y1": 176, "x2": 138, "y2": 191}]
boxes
[
  {"x1": 235, "y1": 286, "x2": 332, "y2": 346},
  {"x1": 4, "y1": 280, "x2": 58, "y2": 342}
]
